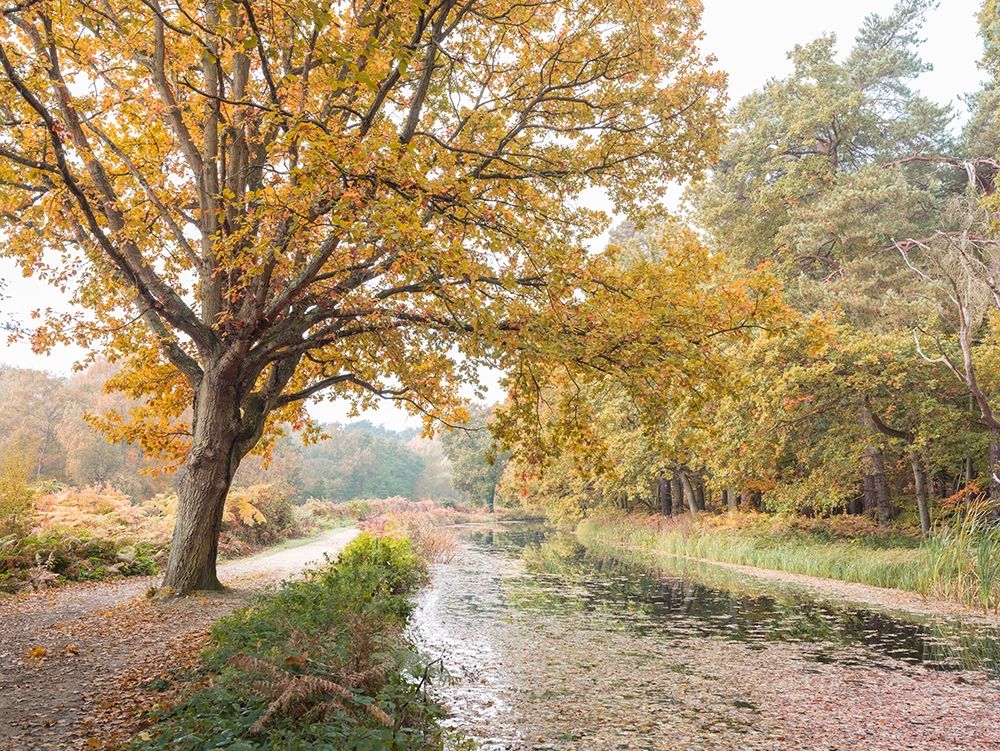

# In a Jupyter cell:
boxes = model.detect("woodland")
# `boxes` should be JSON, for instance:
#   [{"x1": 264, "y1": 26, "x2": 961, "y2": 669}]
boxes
[{"x1": 2, "y1": 0, "x2": 1000, "y2": 749}]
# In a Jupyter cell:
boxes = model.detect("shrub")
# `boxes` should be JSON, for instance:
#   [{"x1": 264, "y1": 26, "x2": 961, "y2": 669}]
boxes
[
  {"x1": 367, "y1": 512, "x2": 458, "y2": 564},
  {"x1": 35, "y1": 485, "x2": 173, "y2": 545},
  {"x1": 133, "y1": 534, "x2": 442, "y2": 751},
  {"x1": 220, "y1": 483, "x2": 298, "y2": 554},
  {"x1": 0, "y1": 531, "x2": 159, "y2": 593},
  {"x1": 0, "y1": 444, "x2": 37, "y2": 537}
]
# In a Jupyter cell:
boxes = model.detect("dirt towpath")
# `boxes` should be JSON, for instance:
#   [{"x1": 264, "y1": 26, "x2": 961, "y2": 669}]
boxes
[{"x1": 0, "y1": 527, "x2": 357, "y2": 751}]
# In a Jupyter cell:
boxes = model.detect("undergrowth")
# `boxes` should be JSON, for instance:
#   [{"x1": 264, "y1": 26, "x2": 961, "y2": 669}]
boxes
[
  {"x1": 0, "y1": 483, "x2": 346, "y2": 594},
  {"x1": 0, "y1": 532, "x2": 159, "y2": 592},
  {"x1": 131, "y1": 532, "x2": 449, "y2": 751}
]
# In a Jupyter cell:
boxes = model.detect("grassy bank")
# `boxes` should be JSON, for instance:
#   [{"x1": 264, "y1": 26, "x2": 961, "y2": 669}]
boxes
[
  {"x1": 132, "y1": 532, "x2": 449, "y2": 751},
  {"x1": 577, "y1": 511, "x2": 1000, "y2": 611}
]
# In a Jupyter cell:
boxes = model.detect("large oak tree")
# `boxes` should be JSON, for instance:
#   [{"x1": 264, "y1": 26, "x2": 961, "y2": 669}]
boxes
[{"x1": 0, "y1": 0, "x2": 725, "y2": 591}]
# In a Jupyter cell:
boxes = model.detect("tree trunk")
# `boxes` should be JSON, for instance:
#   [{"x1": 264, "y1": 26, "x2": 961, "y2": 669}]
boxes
[
  {"x1": 658, "y1": 474, "x2": 672, "y2": 516},
  {"x1": 862, "y1": 470, "x2": 877, "y2": 515},
  {"x1": 990, "y1": 436, "x2": 1000, "y2": 501},
  {"x1": 866, "y1": 446, "x2": 891, "y2": 525},
  {"x1": 727, "y1": 486, "x2": 738, "y2": 512},
  {"x1": 965, "y1": 395, "x2": 975, "y2": 488},
  {"x1": 694, "y1": 477, "x2": 706, "y2": 511},
  {"x1": 858, "y1": 407, "x2": 891, "y2": 524},
  {"x1": 848, "y1": 487, "x2": 863, "y2": 515},
  {"x1": 670, "y1": 474, "x2": 684, "y2": 516},
  {"x1": 679, "y1": 471, "x2": 699, "y2": 514},
  {"x1": 162, "y1": 373, "x2": 244, "y2": 593},
  {"x1": 936, "y1": 472, "x2": 950, "y2": 500},
  {"x1": 487, "y1": 484, "x2": 495, "y2": 514},
  {"x1": 909, "y1": 451, "x2": 931, "y2": 536}
]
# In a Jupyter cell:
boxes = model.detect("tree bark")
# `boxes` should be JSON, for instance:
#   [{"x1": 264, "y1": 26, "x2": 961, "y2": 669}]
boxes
[
  {"x1": 868, "y1": 447, "x2": 891, "y2": 525},
  {"x1": 909, "y1": 451, "x2": 931, "y2": 536},
  {"x1": 162, "y1": 372, "x2": 244, "y2": 593},
  {"x1": 658, "y1": 474, "x2": 672, "y2": 516},
  {"x1": 727, "y1": 486, "x2": 738, "y2": 512},
  {"x1": 670, "y1": 474, "x2": 684, "y2": 516},
  {"x1": 859, "y1": 407, "x2": 892, "y2": 525},
  {"x1": 678, "y1": 471, "x2": 699, "y2": 514},
  {"x1": 861, "y1": 470, "x2": 877, "y2": 515},
  {"x1": 990, "y1": 436, "x2": 1000, "y2": 501},
  {"x1": 694, "y1": 477, "x2": 706, "y2": 511},
  {"x1": 848, "y1": 488, "x2": 864, "y2": 515}
]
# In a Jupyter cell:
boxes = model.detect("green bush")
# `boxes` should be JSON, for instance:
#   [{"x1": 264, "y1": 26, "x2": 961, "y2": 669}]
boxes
[
  {"x1": 0, "y1": 531, "x2": 160, "y2": 593},
  {"x1": 0, "y1": 444, "x2": 37, "y2": 537},
  {"x1": 133, "y1": 534, "x2": 442, "y2": 751}
]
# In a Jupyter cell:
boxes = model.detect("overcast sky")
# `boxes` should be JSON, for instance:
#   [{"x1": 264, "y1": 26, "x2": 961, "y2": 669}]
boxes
[{"x1": 0, "y1": 0, "x2": 985, "y2": 430}]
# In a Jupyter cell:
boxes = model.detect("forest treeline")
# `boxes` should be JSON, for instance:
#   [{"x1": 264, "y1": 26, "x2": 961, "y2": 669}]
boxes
[
  {"x1": 494, "y1": 1, "x2": 1000, "y2": 534},
  {"x1": 0, "y1": 362, "x2": 477, "y2": 504}
]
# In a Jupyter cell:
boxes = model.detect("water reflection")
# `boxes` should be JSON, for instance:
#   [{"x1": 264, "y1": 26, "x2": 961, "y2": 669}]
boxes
[
  {"x1": 492, "y1": 528, "x2": 1000, "y2": 676},
  {"x1": 411, "y1": 524, "x2": 1000, "y2": 750}
]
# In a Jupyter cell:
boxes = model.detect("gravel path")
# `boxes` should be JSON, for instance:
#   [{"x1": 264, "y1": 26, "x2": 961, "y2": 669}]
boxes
[{"x1": 0, "y1": 527, "x2": 357, "y2": 751}]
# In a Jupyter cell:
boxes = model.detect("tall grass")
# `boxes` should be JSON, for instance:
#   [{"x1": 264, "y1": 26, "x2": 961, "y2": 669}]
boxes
[
  {"x1": 578, "y1": 509, "x2": 1000, "y2": 612},
  {"x1": 919, "y1": 504, "x2": 1000, "y2": 611}
]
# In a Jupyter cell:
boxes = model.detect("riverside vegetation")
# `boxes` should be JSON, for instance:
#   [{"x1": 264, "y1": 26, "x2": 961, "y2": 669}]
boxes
[
  {"x1": 131, "y1": 532, "x2": 452, "y2": 751},
  {"x1": 578, "y1": 508, "x2": 1000, "y2": 612}
]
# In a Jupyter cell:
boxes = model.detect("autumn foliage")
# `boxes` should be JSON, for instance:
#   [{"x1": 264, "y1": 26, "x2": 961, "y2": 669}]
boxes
[
  {"x1": 0, "y1": 481, "x2": 315, "y2": 592},
  {"x1": 0, "y1": 0, "x2": 734, "y2": 591}
]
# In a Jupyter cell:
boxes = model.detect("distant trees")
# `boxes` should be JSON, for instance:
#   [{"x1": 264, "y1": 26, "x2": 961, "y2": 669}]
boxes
[
  {"x1": 409, "y1": 436, "x2": 457, "y2": 502},
  {"x1": 0, "y1": 367, "x2": 66, "y2": 480},
  {"x1": 0, "y1": 363, "x2": 457, "y2": 504},
  {"x1": 0, "y1": 363, "x2": 171, "y2": 496},
  {"x1": 297, "y1": 423, "x2": 428, "y2": 502},
  {"x1": 441, "y1": 407, "x2": 508, "y2": 512}
]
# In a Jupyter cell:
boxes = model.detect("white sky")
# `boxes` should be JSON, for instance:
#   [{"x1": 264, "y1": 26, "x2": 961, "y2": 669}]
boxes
[{"x1": 0, "y1": 0, "x2": 985, "y2": 430}]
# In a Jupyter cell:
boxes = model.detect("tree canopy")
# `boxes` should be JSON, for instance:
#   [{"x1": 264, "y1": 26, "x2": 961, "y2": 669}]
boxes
[
  {"x1": 498, "y1": 0, "x2": 1000, "y2": 535},
  {"x1": 0, "y1": 0, "x2": 731, "y2": 590}
]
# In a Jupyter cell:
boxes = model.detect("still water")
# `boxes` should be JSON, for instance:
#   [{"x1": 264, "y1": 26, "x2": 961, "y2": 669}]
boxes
[{"x1": 410, "y1": 525, "x2": 1000, "y2": 751}]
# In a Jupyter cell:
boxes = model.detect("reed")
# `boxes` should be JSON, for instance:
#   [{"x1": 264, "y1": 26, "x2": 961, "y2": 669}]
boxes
[{"x1": 578, "y1": 509, "x2": 1000, "y2": 612}]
